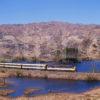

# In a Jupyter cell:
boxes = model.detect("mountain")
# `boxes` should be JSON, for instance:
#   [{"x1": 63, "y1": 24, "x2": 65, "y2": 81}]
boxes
[{"x1": 0, "y1": 22, "x2": 100, "y2": 62}]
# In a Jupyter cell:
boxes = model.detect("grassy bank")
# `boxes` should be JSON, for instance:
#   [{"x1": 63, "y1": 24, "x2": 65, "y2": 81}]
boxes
[
  {"x1": 0, "y1": 87, "x2": 100, "y2": 100},
  {"x1": 0, "y1": 68, "x2": 100, "y2": 81},
  {"x1": 0, "y1": 68, "x2": 100, "y2": 100}
]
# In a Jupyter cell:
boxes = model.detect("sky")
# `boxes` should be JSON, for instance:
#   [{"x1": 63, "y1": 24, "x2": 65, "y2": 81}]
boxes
[{"x1": 0, "y1": 0, "x2": 100, "y2": 24}]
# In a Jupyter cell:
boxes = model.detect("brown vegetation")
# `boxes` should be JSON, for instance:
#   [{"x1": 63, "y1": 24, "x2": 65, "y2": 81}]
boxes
[
  {"x1": 0, "y1": 89, "x2": 15, "y2": 96},
  {"x1": 0, "y1": 88, "x2": 100, "y2": 100},
  {"x1": 24, "y1": 88, "x2": 41, "y2": 96},
  {"x1": 0, "y1": 68, "x2": 100, "y2": 80},
  {"x1": 0, "y1": 82, "x2": 9, "y2": 88},
  {"x1": 0, "y1": 22, "x2": 100, "y2": 62}
]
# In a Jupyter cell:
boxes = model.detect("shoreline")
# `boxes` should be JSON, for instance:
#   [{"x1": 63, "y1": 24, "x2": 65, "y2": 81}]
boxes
[
  {"x1": 0, "y1": 87, "x2": 100, "y2": 100},
  {"x1": 0, "y1": 69, "x2": 100, "y2": 100},
  {"x1": 0, "y1": 68, "x2": 100, "y2": 80}
]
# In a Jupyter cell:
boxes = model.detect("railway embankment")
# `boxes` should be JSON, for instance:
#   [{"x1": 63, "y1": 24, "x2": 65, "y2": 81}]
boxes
[{"x1": 0, "y1": 68, "x2": 100, "y2": 80}]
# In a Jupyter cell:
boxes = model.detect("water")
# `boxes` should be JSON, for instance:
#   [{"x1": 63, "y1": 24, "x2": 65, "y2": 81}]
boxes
[
  {"x1": 1, "y1": 60, "x2": 100, "y2": 97},
  {"x1": 76, "y1": 60, "x2": 100, "y2": 72},
  {"x1": 1, "y1": 77, "x2": 100, "y2": 97}
]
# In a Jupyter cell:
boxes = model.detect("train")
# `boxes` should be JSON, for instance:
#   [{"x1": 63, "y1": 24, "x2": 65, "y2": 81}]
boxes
[{"x1": 0, "y1": 63, "x2": 76, "y2": 72}]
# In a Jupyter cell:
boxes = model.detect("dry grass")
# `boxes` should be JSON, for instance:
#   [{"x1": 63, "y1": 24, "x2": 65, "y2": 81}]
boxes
[
  {"x1": 0, "y1": 88, "x2": 100, "y2": 100},
  {"x1": 0, "y1": 68, "x2": 100, "y2": 80},
  {"x1": 0, "y1": 82, "x2": 9, "y2": 88},
  {"x1": 0, "y1": 89, "x2": 15, "y2": 96},
  {"x1": 24, "y1": 88, "x2": 41, "y2": 96},
  {"x1": 0, "y1": 69, "x2": 100, "y2": 100}
]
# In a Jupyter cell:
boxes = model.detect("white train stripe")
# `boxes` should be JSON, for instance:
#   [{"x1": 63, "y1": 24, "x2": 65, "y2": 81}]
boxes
[
  {"x1": 0, "y1": 63, "x2": 76, "y2": 71},
  {"x1": 22, "y1": 66, "x2": 45, "y2": 69}
]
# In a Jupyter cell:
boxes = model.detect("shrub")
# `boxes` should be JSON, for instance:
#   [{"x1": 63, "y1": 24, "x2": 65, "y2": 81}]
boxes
[
  {"x1": 86, "y1": 74, "x2": 98, "y2": 82},
  {"x1": 26, "y1": 57, "x2": 38, "y2": 62},
  {"x1": 1, "y1": 70, "x2": 5, "y2": 73},
  {"x1": 16, "y1": 71, "x2": 23, "y2": 78},
  {"x1": 12, "y1": 56, "x2": 26, "y2": 62},
  {"x1": 0, "y1": 58, "x2": 6, "y2": 63}
]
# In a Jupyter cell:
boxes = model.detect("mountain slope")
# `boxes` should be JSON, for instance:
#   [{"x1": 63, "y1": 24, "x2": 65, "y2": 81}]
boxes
[{"x1": 0, "y1": 22, "x2": 100, "y2": 62}]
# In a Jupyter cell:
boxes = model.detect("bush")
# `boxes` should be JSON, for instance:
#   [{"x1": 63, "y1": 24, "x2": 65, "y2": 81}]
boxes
[
  {"x1": 16, "y1": 71, "x2": 23, "y2": 78},
  {"x1": 12, "y1": 56, "x2": 41, "y2": 63},
  {"x1": 0, "y1": 58, "x2": 6, "y2": 63},
  {"x1": 1, "y1": 70, "x2": 5, "y2": 73},
  {"x1": 12, "y1": 56, "x2": 26, "y2": 62},
  {"x1": 26, "y1": 57, "x2": 39, "y2": 63},
  {"x1": 86, "y1": 74, "x2": 98, "y2": 82}
]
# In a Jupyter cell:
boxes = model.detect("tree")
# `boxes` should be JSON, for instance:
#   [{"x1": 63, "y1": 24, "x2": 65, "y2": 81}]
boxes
[{"x1": 65, "y1": 47, "x2": 78, "y2": 63}]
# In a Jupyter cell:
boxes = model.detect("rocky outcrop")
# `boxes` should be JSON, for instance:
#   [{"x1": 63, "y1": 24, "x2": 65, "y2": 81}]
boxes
[{"x1": 0, "y1": 22, "x2": 100, "y2": 62}]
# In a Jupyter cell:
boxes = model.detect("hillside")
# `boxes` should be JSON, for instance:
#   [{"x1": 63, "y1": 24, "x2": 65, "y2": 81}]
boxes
[{"x1": 0, "y1": 22, "x2": 100, "y2": 62}]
